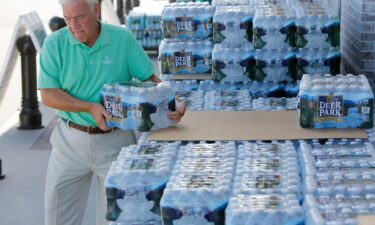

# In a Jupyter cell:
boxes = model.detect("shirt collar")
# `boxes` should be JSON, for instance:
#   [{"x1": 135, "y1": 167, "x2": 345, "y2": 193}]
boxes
[{"x1": 68, "y1": 21, "x2": 111, "y2": 47}]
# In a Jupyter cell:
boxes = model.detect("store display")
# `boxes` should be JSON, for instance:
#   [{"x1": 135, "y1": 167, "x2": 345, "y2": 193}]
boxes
[
  {"x1": 212, "y1": 6, "x2": 254, "y2": 44},
  {"x1": 161, "y1": 2, "x2": 215, "y2": 40},
  {"x1": 298, "y1": 74, "x2": 374, "y2": 129},
  {"x1": 105, "y1": 143, "x2": 180, "y2": 224},
  {"x1": 159, "y1": 40, "x2": 213, "y2": 75},
  {"x1": 226, "y1": 194, "x2": 304, "y2": 225},
  {"x1": 101, "y1": 81, "x2": 176, "y2": 132},
  {"x1": 160, "y1": 142, "x2": 236, "y2": 225}
]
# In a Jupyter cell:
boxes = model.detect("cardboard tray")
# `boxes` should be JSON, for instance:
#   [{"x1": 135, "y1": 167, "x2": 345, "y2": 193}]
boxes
[{"x1": 149, "y1": 111, "x2": 367, "y2": 141}]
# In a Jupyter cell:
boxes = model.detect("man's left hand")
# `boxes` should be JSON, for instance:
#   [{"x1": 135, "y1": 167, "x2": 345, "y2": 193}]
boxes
[{"x1": 167, "y1": 102, "x2": 186, "y2": 123}]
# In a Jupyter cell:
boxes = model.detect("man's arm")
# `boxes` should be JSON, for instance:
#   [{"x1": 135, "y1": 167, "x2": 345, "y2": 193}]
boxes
[
  {"x1": 146, "y1": 74, "x2": 162, "y2": 83},
  {"x1": 40, "y1": 88, "x2": 110, "y2": 130}
]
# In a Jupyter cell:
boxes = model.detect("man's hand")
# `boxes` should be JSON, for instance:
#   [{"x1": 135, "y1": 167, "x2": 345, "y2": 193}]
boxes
[
  {"x1": 87, "y1": 103, "x2": 111, "y2": 131},
  {"x1": 167, "y1": 100, "x2": 186, "y2": 123}
]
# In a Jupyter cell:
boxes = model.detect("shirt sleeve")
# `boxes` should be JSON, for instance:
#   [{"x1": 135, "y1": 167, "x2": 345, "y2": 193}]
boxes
[
  {"x1": 126, "y1": 30, "x2": 155, "y2": 81},
  {"x1": 38, "y1": 37, "x2": 61, "y2": 89}
]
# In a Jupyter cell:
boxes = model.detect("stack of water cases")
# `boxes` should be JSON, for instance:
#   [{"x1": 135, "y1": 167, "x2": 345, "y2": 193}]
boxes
[
  {"x1": 166, "y1": 80, "x2": 205, "y2": 110},
  {"x1": 204, "y1": 90, "x2": 252, "y2": 111},
  {"x1": 101, "y1": 81, "x2": 176, "y2": 132},
  {"x1": 341, "y1": 0, "x2": 375, "y2": 86},
  {"x1": 299, "y1": 139, "x2": 375, "y2": 225},
  {"x1": 298, "y1": 74, "x2": 374, "y2": 129},
  {"x1": 160, "y1": 142, "x2": 236, "y2": 225},
  {"x1": 160, "y1": 2, "x2": 215, "y2": 77},
  {"x1": 126, "y1": 9, "x2": 163, "y2": 49},
  {"x1": 105, "y1": 142, "x2": 180, "y2": 225},
  {"x1": 226, "y1": 141, "x2": 304, "y2": 225}
]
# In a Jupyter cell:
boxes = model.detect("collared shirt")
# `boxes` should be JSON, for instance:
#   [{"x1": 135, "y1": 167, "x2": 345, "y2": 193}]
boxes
[{"x1": 38, "y1": 22, "x2": 155, "y2": 126}]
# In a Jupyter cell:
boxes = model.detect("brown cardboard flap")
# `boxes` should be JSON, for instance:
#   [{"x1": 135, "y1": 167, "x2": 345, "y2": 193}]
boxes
[
  {"x1": 170, "y1": 74, "x2": 211, "y2": 80},
  {"x1": 358, "y1": 215, "x2": 375, "y2": 225},
  {"x1": 149, "y1": 111, "x2": 367, "y2": 141}
]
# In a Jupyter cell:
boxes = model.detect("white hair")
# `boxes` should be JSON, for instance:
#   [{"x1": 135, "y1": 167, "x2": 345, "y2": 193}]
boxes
[{"x1": 59, "y1": 0, "x2": 98, "y2": 9}]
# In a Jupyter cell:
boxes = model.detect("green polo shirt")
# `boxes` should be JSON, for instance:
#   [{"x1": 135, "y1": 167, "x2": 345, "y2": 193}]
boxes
[{"x1": 38, "y1": 22, "x2": 154, "y2": 126}]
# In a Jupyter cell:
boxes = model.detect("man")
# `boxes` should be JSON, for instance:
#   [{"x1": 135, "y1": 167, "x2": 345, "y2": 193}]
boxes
[{"x1": 38, "y1": 0, "x2": 185, "y2": 225}]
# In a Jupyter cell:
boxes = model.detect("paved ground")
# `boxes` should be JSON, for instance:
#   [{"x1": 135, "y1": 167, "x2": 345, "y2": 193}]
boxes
[{"x1": 0, "y1": 1, "x2": 163, "y2": 225}]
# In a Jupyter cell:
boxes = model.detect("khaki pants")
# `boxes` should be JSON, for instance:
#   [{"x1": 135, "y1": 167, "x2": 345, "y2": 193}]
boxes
[{"x1": 45, "y1": 120, "x2": 136, "y2": 225}]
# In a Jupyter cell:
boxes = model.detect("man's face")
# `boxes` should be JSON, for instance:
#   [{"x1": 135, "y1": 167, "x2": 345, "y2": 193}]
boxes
[{"x1": 62, "y1": 0, "x2": 99, "y2": 46}]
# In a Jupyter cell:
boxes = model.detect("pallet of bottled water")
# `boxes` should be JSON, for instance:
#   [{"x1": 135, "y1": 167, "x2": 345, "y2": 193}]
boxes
[
  {"x1": 293, "y1": 1, "x2": 340, "y2": 49},
  {"x1": 161, "y1": 2, "x2": 215, "y2": 40},
  {"x1": 166, "y1": 80, "x2": 204, "y2": 111},
  {"x1": 299, "y1": 139, "x2": 375, "y2": 197},
  {"x1": 105, "y1": 142, "x2": 180, "y2": 224},
  {"x1": 252, "y1": 97, "x2": 298, "y2": 111},
  {"x1": 212, "y1": 43, "x2": 255, "y2": 82},
  {"x1": 253, "y1": 4, "x2": 296, "y2": 49},
  {"x1": 159, "y1": 40, "x2": 213, "y2": 75},
  {"x1": 254, "y1": 49, "x2": 296, "y2": 82},
  {"x1": 225, "y1": 194, "x2": 304, "y2": 225},
  {"x1": 213, "y1": 6, "x2": 254, "y2": 44},
  {"x1": 204, "y1": 90, "x2": 252, "y2": 111},
  {"x1": 304, "y1": 194, "x2": 375, "y2": 225},
  {"x1": 160, "y1": 142, "x2": 236, "y2": 225},
  {"x1": 101, "y1": 81, "x2": 176, "y2": 132},
  {"x1": 298, "y1": 74, "x2": 374, "y2": 129},
  {"x1": 296, "y1": 48, "x2": 341, "y2": 79},
  {"x1": 234, "y1": 141, "x2": 301, "y2": 199}
]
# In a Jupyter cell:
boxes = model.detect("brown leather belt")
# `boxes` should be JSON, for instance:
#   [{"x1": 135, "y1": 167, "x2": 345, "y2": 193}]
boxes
[{"x1": 61, "y1": 118, "x2": 117, "y2": 135}]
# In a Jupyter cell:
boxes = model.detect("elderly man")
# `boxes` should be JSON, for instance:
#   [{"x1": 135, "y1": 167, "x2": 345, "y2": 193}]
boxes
[{"x1": 38, "y1": 0, "x2": 185, "y2": 224}]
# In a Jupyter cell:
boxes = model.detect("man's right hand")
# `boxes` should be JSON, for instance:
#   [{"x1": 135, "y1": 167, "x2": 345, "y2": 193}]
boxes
[{"x1": 87, "y1": 103, "x2": 111, "y2": 131}]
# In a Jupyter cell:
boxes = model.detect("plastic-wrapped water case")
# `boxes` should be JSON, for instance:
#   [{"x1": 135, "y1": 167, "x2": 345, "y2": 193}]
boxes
[
  {"x1": 161, "y1": 2, "x2": 215, "y2": 40},
  {"x1": 299, "y1": 139, "x2": 375, "y2": 197},
  {"x1": 204, "y1": 90, "x2": 252, "y2": 111},
  {"x1": 212, "y1": 43, "x2": 255, "y2": 82},
  {"x1": 298, "y1": 74, "x2": 374, "y2": 129},
  {"x1": 213, "y1": 6, "x2": 254, "y2": 44},
  {"x1": 253, "y1": 5, "x2": 296, "y2": 49},
  {"x1": 211, "y1": 0, "x2": 249, "y2": 7},
  {"x1": 252, "y1": 97, "x2": 298, "y2": 111},
  {"x1": 105, "y1": 143, "x2": 180, "y2": 224},
  {"x1": 234, "y1": 141, "x2": 301, "y2": 198},
  {"x1": 101, "y1": 81, "x2": 176, "y2": 132},
  {"x1": 160, "y1": 142, "x2": 236, "y2": 225},
  {"x1": 296, "y1": 48, "x2": 341, "y2": 79},
  {"x1": 304, "y1": 194, "x2": 375, "y2": 225},
  {"x1": 293, "y1": 2, "x2": 340, "y2": 49},
  {"x1": 159, "y1": 40, "x2": 213, "y2": 75},
  {"x1": 226, "y1": 194, "x2": 304, "y2": 225},
  {"x1": 254, "y1": 49, "x2": 297, "y2": 82}
]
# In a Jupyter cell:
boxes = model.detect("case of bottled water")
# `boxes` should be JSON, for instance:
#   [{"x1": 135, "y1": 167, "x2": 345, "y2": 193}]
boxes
[
  {"x1": 166, "y1": 80, "x2": 204, "y2": 111},
  {"x1": 304, "y1": 194, "x2": 375, "y2": 225},
  {"x1": 213, "y1": 6, "x2": 254, "y2": 44},
  {"x1": 298, "y1": 74, "x2": 374, "y2": 129},
  {"x1": 160, "y1": 142, "x2": 236, "y2": 225},
  {"x1": 159, "y1": 40, "x2": 213, "y2": 75},
  {"x1": 254, "y1": 49, "x2": 296, "y2": 82},
  {"x1": 234, "y1": 141, "x2": 301, "y2": 199},
  {"x1": 253, "y1": 5, "x2": 296, "y2": 49},
  {"x1": 247, "y1": 81, "x2": 299, "y2": 98},
  {"x1": 299, "y1": 139, "x2": 375, "y2": 197},
  {"x1": 161, "y1": 2, "x2": 215, "y2": 40},
  {"x1": 225, "y1": 194, "x2": 304, "y2": 225},
  {"x1": 296, "y1": 48, "x2": 341, "y2": 79},
  {"x1": 212, "y1": 43, "x2": 255, "y2": 82},
  {"x1": 293, "y1": 1, "x2": 340, "y2": 49},
  {"x1": 204, "y1": 90, "x2": 252, "y2": 111},
  {"x1": 100, "y1": 81, "x2": 176, "y2": 132},
  {"x1": 105, "y1": 143, "x2": 180, "y2": 224},
  {"x1": 252, "y1": 97, "x2": 298, "y2": 111},
  {"x1": 211, "y1": 0, "x2": 249, "y2": 7}
]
